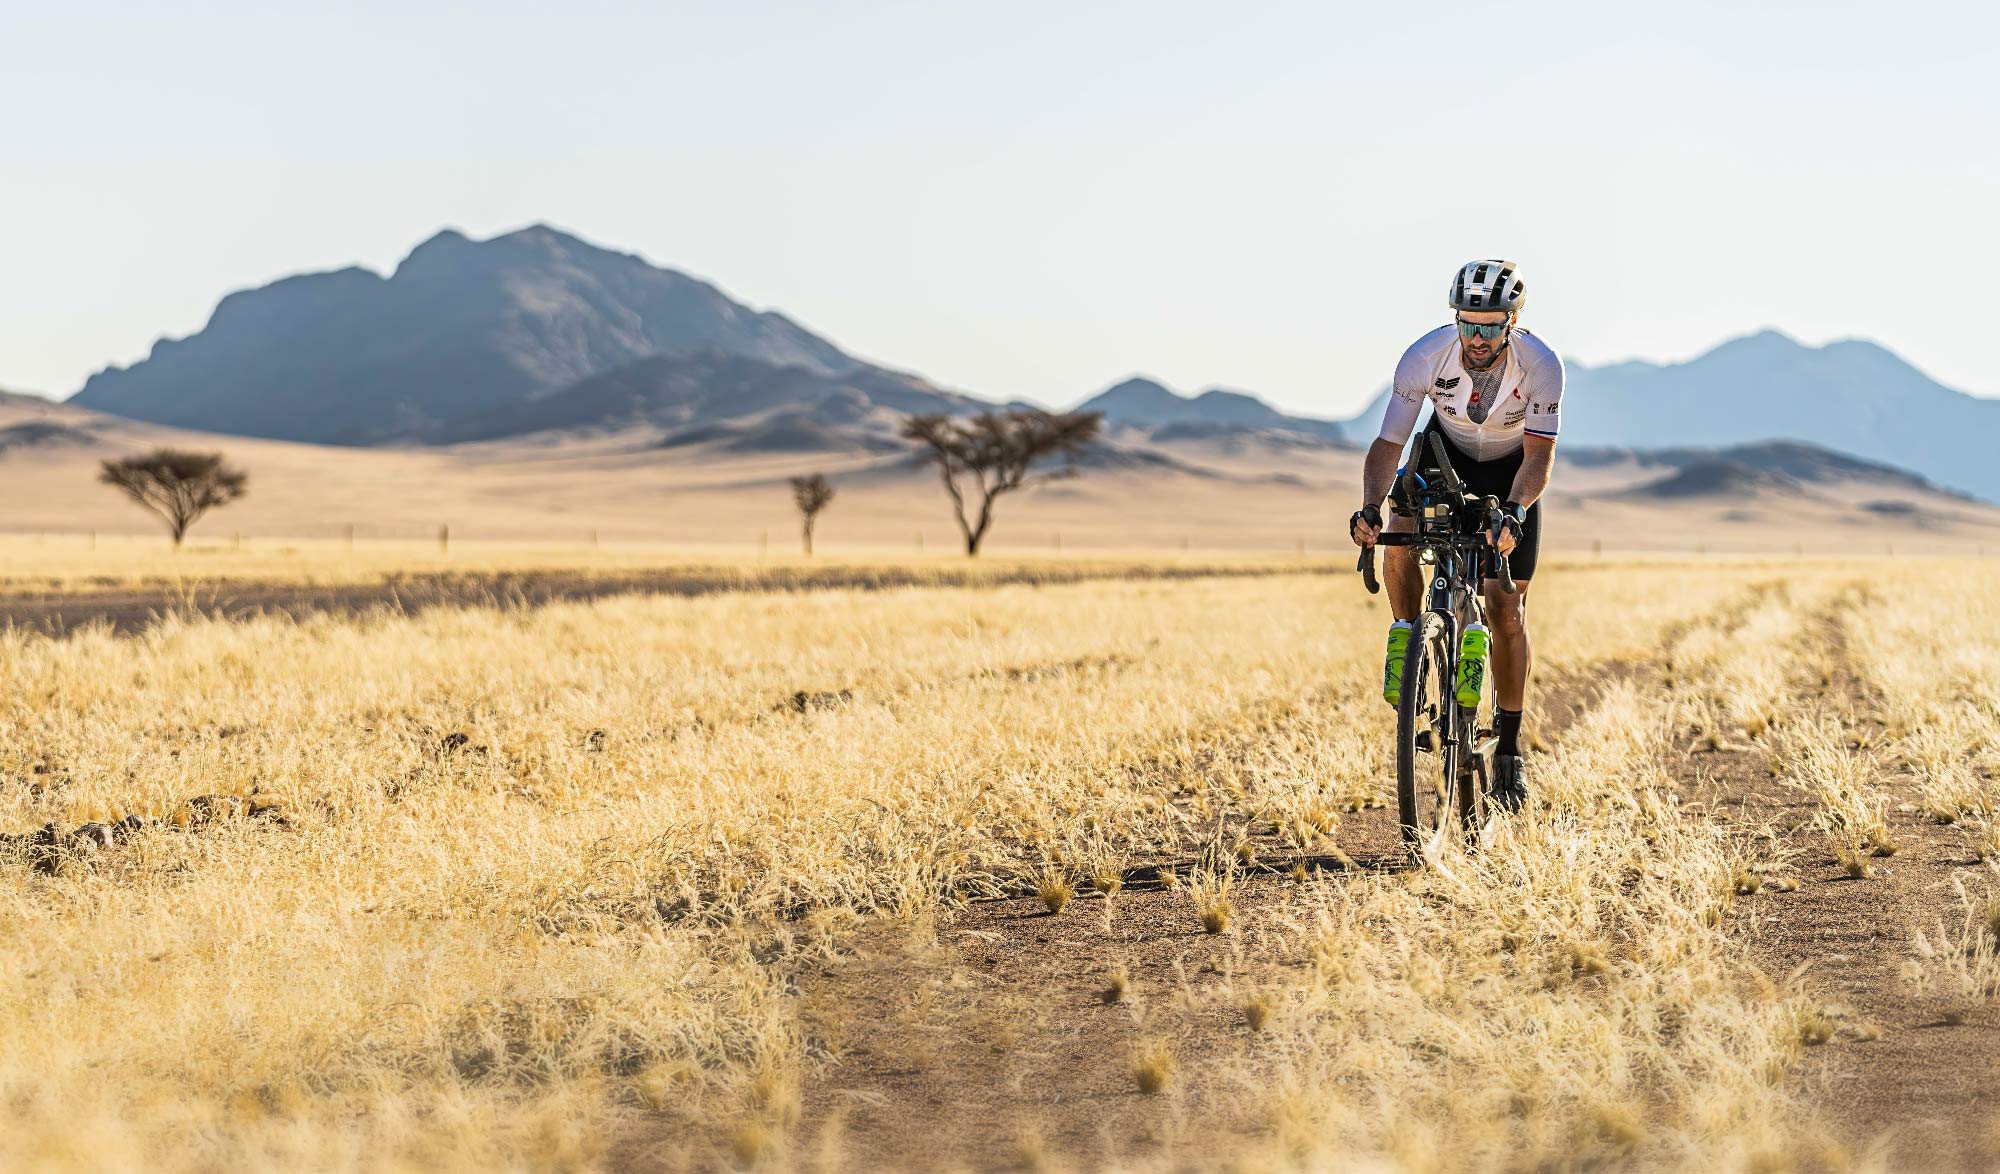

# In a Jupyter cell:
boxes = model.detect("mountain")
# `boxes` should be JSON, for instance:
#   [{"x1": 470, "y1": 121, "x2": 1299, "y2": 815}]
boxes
[
  {"x1": 71, "y1": 225, "x2": 858, "y2": 446},
  {"x1": 1338, "y1": 330, "x2": 2000, "y2": 500},
  {"x1": 428, "y1": 348, "x2": 987, "y2": 451},
  {"x1": 1076, "y1": 377, "x2": 1348, "y2": 444}
]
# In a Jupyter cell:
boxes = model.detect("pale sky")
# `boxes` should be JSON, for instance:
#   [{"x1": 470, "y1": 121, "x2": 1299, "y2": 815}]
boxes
[{"x1": 4, "y1": 0, "x2": 1995, "y2": 418}]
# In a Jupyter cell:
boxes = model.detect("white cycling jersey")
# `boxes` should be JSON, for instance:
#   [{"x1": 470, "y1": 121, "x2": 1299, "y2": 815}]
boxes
[{"x1": 1378, "y1": 325, "x2": 1565, "y2": 462}]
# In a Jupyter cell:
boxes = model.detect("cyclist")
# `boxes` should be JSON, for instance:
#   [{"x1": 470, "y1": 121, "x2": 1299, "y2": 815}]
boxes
[{"x1": 1348, "y1": 259, "x2": 1563, "y2": 812}]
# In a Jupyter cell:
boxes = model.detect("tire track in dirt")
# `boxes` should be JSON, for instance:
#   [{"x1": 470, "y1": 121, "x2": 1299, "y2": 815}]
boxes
[{"x1": 1693, "y1": 587, "x2": 2000, "y2": 1172}]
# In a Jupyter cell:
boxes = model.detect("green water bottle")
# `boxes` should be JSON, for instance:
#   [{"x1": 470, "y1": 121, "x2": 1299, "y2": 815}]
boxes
[
  {"x1": 1383, "y1": 621, "x2": 1412, "y2": 706},
  {"x1": 1455, "y1": 622, "x2": 1490, "y2": 708}
]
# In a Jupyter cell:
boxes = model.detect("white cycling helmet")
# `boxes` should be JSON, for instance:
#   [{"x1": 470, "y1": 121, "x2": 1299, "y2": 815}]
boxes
[{"x1": 1449, "y1": 259, "x2": 1526, "y2": 314}]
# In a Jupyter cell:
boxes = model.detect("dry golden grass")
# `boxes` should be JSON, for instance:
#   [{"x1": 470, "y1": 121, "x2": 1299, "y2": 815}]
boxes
[
  {"x1": 0, "y1": 547, "x2": 1986, "y2": 1170},
  {"x1": 0, "y1": 532, "x2": 1320, "y2": 594}
]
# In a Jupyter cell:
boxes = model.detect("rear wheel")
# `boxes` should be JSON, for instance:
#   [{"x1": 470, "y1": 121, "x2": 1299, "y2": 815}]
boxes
[{"x1": 1396, "y1": 611, "x2": 1462, "y2": 852}]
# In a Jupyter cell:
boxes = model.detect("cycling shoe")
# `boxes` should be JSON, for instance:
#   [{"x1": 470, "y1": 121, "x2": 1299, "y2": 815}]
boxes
[{"x1": 1491, "y1": 754, "x2": 1528, "y2": 813}]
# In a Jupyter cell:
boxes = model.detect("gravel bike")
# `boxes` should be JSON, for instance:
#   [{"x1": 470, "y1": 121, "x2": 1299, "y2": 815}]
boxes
[{"x1": 1356, "y1": 432, "x2": 1518, "y2": 853}]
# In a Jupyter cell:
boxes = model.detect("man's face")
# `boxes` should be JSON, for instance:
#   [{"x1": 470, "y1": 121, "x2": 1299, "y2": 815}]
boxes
[{"x1": 1456, "y1": 310, "x2": 1510, "y2": 367}]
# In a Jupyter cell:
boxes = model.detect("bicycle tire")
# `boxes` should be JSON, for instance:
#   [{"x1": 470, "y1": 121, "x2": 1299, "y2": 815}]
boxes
[{"x1": 1396, "y1": 610, "x2": 1455, "y2": 851}]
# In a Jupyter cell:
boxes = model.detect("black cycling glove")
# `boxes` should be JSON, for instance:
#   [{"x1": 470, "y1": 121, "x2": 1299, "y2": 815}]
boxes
[{"x1": 1349, "y1": 504, "x2": 1382, "y2": 542}]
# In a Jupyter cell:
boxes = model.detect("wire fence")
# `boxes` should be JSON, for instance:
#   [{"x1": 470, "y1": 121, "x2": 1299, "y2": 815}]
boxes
[{"x1": 0, "y1": 524, "x2": 1984, "y2": 560}]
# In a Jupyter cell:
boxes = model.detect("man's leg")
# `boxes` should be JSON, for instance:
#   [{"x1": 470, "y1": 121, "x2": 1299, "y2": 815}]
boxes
[
  {"x1": 1483, "y1": 578, "x2": 1531, "y2": 808},
  {"x1": 1381, "y1": 518, "x2": 1422, "y2": 623},
  {"x1": 1483, "y1": 580, "x2": 1531, "y2": 713}
]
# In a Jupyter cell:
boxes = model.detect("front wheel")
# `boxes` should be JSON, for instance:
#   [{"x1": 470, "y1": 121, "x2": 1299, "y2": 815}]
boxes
[{"x1": 1395, "y1": 611, "x2": 1461, "y2": 852}]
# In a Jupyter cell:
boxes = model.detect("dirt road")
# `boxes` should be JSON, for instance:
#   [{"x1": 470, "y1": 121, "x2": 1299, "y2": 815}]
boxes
[{"x1": 732, "y1": 580, "x2": 2000, "y2": 1173}]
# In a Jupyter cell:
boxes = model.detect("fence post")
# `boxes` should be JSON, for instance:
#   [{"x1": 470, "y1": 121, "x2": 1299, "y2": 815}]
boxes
[
  {"x1": 439, "y1": 524, "x2": 450, "y2": 553},
  {"x1": 916, "y1": 531, "x2": 924, "y2": 552},
  {"x1": 345, "y1": 524, "x2": 355, "y2": 551}
]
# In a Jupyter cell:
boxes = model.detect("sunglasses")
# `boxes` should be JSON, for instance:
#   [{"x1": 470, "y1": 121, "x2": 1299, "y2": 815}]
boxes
[{"x1": 1455, "y1": 317, "x2": 1511, "y2": 342}]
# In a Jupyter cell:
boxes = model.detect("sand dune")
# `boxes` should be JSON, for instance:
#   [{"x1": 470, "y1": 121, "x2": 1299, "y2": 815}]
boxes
[{"x1": 1, "y1": 393, "x2": 1994, "y2": 556}]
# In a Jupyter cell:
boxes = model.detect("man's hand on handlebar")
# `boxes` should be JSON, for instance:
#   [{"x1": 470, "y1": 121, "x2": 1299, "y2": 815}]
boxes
[
  {"x1": 1350, "y1": 504, "x2": 1383, "y2": 547},
  {"x1": 1488, "y1": 507, "x2": 1523, "y2": 556}
]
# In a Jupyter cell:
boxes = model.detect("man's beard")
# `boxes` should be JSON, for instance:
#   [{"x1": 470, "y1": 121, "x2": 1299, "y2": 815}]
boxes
[{"x1": 1463, "y1": 342, "x2": 1507, "y2": 371}]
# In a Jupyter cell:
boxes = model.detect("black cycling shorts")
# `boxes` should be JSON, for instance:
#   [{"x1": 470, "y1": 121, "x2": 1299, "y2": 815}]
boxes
[{"x1": 1405, "y1": 418, "x2": 1542, "y2": 582}]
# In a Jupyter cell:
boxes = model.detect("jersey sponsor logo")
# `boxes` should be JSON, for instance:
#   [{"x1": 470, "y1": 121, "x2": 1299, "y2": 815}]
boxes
[
  {"x1": 1503, "y1": 410, "x2": 1525, "y2": 426},
  {"x1": 1434, "y1": 376, "x2": 1460, "y2": 390},
  {"x1": 1439, "y1": 405, "x2": 1459, "y2": 417}
]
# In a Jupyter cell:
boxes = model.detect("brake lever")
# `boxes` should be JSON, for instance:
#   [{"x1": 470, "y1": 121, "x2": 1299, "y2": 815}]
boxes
[{"x1": 1482, "y1": 495, "x2": 1519, "y2": 595}]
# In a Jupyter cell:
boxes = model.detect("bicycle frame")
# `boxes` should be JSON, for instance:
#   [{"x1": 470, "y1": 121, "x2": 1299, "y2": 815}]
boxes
[{"x1": 1357, "y1": 432, "x2": 1517, "y2": 843}]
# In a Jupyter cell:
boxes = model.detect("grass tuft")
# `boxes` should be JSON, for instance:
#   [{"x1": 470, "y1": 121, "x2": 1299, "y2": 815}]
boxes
[
  {"x1": 1131, "y1": 1039, "x2": 1176, "y2": 1095},
  {"x1": 1100, "y1": 965, "x2": 1130, "y2": 1006},
  {"x1": 1190, "y1": 868, "x2": 1235, "y2": 935},
  {"x1": 1037, "y1": 875, "x2": 1075, "y2": 915}
]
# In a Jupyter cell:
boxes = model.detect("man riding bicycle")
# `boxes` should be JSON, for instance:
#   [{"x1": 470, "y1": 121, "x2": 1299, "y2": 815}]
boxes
[{"x1": 1349, "y1": 260, "x2": 1563, "y2": 813}]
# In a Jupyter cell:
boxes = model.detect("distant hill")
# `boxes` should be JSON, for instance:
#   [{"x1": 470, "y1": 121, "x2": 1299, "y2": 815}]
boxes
[
  {"x1": 0, "y1": 387, "x2": 49, "y2": 409},
  {"x1": 1339, "y1": 330, "x2": 2000, "y2": 500},
  {"x1": 1076, "y1": 377, "x2": 1349, "y2": 445},
  {"x1": 72, "y1": 225, "x2": 858, "y2": 446},
  {"x1": 0, "y1": 420, "x2": 103, "y2": 455},
  {"x1": 1571, "y1": 440, "x2": 1953, "y2": 497}
]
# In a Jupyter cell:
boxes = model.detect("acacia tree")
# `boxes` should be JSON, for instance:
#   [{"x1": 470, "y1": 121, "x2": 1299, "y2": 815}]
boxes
[
  {"x1": 99, "y1": 449, "x2": 249, "y2": 547},
  {"x1": 900, "y1": 409, "x2": 1102, "y2": 556},
  {"x1": 790, "y1": 473, "x2": 835, "y2": 556}
]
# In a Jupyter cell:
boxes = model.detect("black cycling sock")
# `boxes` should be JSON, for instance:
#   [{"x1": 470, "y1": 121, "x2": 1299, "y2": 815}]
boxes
[{"x1": 1496, "y1": 708, "x2": 1523, "y2": 758}]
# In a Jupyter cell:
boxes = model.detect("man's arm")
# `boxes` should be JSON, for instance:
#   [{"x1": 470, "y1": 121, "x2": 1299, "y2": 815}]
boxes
[
  {"x1": 1354, "y1": 342, "x2": 1429, "y2": 544},
  {"x1": 1507, "y1": 435, "x2": 1556, "y2": 508},
  {"x1": 1360, "y1": 437, "x2": 1405, "y2": 512}
]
